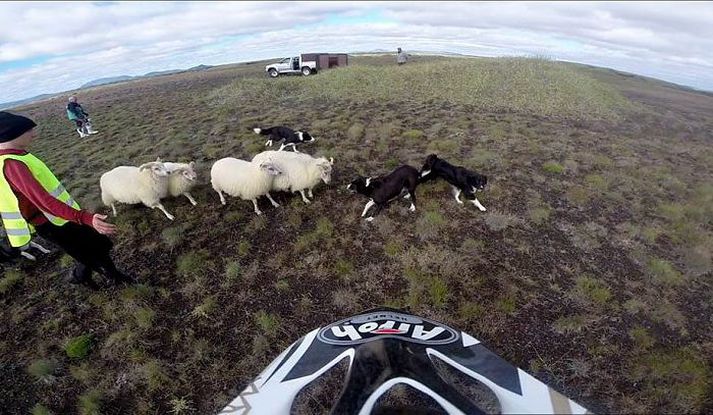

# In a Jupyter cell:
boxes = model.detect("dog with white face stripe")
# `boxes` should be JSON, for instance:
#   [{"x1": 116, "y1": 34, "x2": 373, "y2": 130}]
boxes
[
  {"x1": 252, "y1": 126, "x2": 315, "y2": 152},
  {"x1": 347, "y1": 165, "x2": 420, "y2": 222},
  {"x1": 419, "y1": 154, "x2": 488, "y2": 211}
]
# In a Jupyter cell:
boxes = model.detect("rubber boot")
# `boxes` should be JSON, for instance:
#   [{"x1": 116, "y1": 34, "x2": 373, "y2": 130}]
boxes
[
  {"x1": 98, "y1": 262, "x2": 136, "y2": 286},
  {"x1": 68, "y1": 265, "x2": 99, "y2": 290},
  {"x1": 86, "y1": 122, "x2": 99, "y2": 135}
]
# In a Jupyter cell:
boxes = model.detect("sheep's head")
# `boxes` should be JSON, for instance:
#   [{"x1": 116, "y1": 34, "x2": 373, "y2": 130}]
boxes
[
  {"x1": 259, "y1": 160, "x2": 283, "y2": 176},
  {"x1": 139, "y1": 161, "x2": 170, "y2": 177},
  {"x1": 316, "y1": 157, "x2": 333, "y2": 184},
  {"x1": 174, "y1": 161, "x2": 198, "y2": 181}
]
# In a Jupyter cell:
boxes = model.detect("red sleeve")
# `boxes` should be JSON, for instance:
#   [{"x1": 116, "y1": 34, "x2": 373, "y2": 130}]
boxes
[{"x1": 4, "y1": 160, "x2": 95, "y2": 226}]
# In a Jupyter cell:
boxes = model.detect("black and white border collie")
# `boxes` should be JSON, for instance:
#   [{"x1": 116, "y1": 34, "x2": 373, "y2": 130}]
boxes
[
  {"x1": 347, "y1": 165, "x2": 420, "y2": 221},
  {"x1": 420, "y1": 154, "x2": 488, "y2": 211},
  {"x1": 253, "y1": 126, "x2": 315, "y2": 152}
]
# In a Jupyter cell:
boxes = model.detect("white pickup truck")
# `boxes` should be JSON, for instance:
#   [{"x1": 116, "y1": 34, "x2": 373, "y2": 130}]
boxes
[
  {"x1": 265, "y1": 55, "x2": 317, "y2": 78},
  {"x1": 265, "y1": 53, "x2": 348, "y2": 78}
]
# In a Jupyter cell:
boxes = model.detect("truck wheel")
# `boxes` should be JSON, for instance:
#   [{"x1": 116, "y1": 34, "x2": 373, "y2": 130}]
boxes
[
  {"x1": 268, "y1": 69, "x2": 278, "y2": 78},
  {"x1": 301, "y1": 67, "x2": 312, "y2": 76}
]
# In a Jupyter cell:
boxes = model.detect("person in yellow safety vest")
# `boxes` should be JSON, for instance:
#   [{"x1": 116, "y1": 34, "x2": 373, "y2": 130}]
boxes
[{"x1": 0, "y1": 111, "x2": 134, "y2": 289}]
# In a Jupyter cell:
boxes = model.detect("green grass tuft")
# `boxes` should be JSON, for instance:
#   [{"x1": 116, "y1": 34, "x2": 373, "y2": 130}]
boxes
[
  {"x1": 237, "y1": 240, "x2": 251, "y2": 257},
  {"x1": 315, "y1": 217, "x2": 334, "y2": 236},
  {"x1": 0, "y1": 269, "x2": 24, "y2": 295},
  {"x1": 161, "y1": 224, "x2": 189, "y2": 249},
  {"x1": 254, "y1": 310, "x2": 281, "y2": 337},
  {"x1": 423, "y1": 210, "x2": 445, "y2": 226},
  {"x1": 485, "y1": 212, "x2": 520, "y2": 232},
  {"x1": 294, "y1": 217, "x2": 334, "y2": 253},
  {"x1": 347, "y1": 123, "x2": 365, "y2": 140},
  {"x1": 169, "y1": 397, "x2": 194, "y2": 414},
  {"x1": 542, "y1": 161, "x2": 564, "y2": 174},
  {"x1": 274, "y1": 279, "x2": 290, "y2": 292},
  {"x1": 571, "y1": 276, "x2": 612, "y2": 306},
  {"x1": 332, "y1": 289, "x2": 360, "y2": 312},
  {"x1": 384, "y1": 240, "x2": 404, "y2": 257},
  {"x1": 566, "y1": 185, "x2": 592, "y2": 206},
  {"x1": 224, "y1": 210, "x2": 244, "y2": 223},
  {"x1": 142, "y1": 360, "x2": 170, "y2": 392},
  {"x1": 78, "y1": 389, "x2": 102, "y2": 415},
  {"x1": 629, "y1": 348, "x2": 711, "y2": 413},
  {"x1": 176, "y1": 250, "x2": 213, "y2": 278},
  {"x1": 384, "y1": 158, "x2": 400, "y2": 169},
  {"x1": 224, "y1": 260, "x2": 242, "y2": 281},
  {"x1": 31, "y1": 404, "x2": 52, "y2": 415},
  {"x1": 191, "y1": 296, "x2": 217, "y2": 319},
  {"x1": 553, "y1": 314, "x2": 590, "y2": 334},
  {"x1": 429, "y1": 277, "x2": 449, "y2": 308},
  {"x1": 497, "y1": 292, "x2": 518, "y2": 314},
  {"x1": 401, "y1": 129, "x2": 424, "y2": 140},
  {"x1": 529, "y1": 206, "x2": 552, "y2": 225},
  {"x1": 459, "y1": 238, "x2": 485, "y2": 253},
  {"x1": 427, "y1": 138, "x2": 459, "y2": 154},
  {"x1": 584, "y1": 174, "x2": 609, "y2": 191},
  {"x1": 119, "y1": 284, "x2": 154, "y2": 303},
  {"x1": 65, "y1": 334, "x2": 93, "y2": 359},
  {"x1": 134, "y1": 307, "x2": 156, "y2": 329},
  {"x1": 69, "y1": 362, "x2": 93, "y2": 383},
  {"x1": 28, "y1": 359, "x2": 58, "y2": 384},
  {"x1": 334, "y1": 258, "x2": 354, "y2": 278},
  {"x1": 458, "y1": 302, "x2": 485, "y2": 320},
  {"x1": 59, "y1": 254, "x2": 74, "y2": 268},
  {"x1": 646, "y1": 258, "x2": 684, "y2": 287},
  {"x1": 416, "y1": 210, "x2": 447, "y2": 240},
  {"x1": 629, "y1": 326, "x2": 655, "y2": 350}
]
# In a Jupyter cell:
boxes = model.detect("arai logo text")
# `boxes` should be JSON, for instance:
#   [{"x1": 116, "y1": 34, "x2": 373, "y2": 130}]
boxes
[{"x1": 318, "y1": 312, "x2": 459, "y2": 345}]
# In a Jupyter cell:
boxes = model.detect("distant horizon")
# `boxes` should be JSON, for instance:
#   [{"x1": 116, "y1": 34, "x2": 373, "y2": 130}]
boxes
[
  {"x1": 2, "y1": 2, "x2": 712, "y2": 104},
  {"x1": 2, "y1": 49, "x2": 711, "y2": 110}
]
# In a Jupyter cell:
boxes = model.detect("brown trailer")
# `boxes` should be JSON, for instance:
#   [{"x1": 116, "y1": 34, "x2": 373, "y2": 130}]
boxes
[{"x1": 301, "y1": 53, "x2": 349, "y2": 71}]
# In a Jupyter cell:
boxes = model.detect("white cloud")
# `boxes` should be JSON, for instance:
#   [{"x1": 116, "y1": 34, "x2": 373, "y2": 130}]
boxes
[{"x1": 1, "y1": 1, "x2": 712, "y2": 103}]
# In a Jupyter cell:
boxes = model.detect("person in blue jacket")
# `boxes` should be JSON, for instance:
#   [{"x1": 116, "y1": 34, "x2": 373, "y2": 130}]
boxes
[{"x1": 66, "y1": 96, "x2": 98, "y2": 138}]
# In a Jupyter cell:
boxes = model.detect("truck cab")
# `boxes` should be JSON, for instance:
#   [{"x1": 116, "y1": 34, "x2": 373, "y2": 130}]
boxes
[{"x1": 265, "y1": 55, "x2": 317, "y2": 78}]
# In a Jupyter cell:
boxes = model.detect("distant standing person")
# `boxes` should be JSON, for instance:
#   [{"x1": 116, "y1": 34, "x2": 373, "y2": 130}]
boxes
[
  {"x1": 66, "y1": 96, "x2": 98, "y2": 138},
  {"x1": 0, "y1": 111, "x2": 134, "y2": 289},
  {"x1": 397, "y1": 47, "x2": 408, "y2": 65}
]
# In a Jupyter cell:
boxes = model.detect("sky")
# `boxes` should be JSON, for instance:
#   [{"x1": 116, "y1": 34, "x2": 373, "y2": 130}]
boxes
[{"x1": 1, "y1": 1, "x2": 713, "y2": 103}]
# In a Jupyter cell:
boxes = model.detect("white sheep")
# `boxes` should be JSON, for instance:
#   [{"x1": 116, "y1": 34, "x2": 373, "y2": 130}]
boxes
[
  {"x1": 163, "y1": 161, "x2": 199, "y2": 206},
  {"x1": 252, "y1": 151, "x2": 333, "y2": 204},
  {"x1": 100, "y1": 159, "x2": 175, "y2": 220},
  {"x1": 210, "y1": 157, "x2": 283, "y2": 215}
]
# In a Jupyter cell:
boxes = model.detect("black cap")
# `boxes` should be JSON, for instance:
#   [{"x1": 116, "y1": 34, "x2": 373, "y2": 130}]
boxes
[{"x1": 0, "y1": 111, "x2": 37, "y2": 143}]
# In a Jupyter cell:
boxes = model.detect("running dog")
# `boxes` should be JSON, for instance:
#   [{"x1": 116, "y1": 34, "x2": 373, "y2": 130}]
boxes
[{"x1": 253, "y1": 126, "x2": 315, "y2": 152}]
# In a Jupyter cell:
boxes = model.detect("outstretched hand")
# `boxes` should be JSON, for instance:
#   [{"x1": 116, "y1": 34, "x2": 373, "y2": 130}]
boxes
[{"x1": 92, "y1": 214, "x2": 117, "y2": 235}]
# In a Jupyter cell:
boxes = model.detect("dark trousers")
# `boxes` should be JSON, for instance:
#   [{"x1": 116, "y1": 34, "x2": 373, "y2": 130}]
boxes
[{"x1": 35, "y1": 222, "x2": 120, "y2": 280}]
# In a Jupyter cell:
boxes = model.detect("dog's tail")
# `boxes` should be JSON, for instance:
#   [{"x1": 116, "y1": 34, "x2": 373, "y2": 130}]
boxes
[{"x1": 253, "y1": 127, "x2": 274, "y2": 136}]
